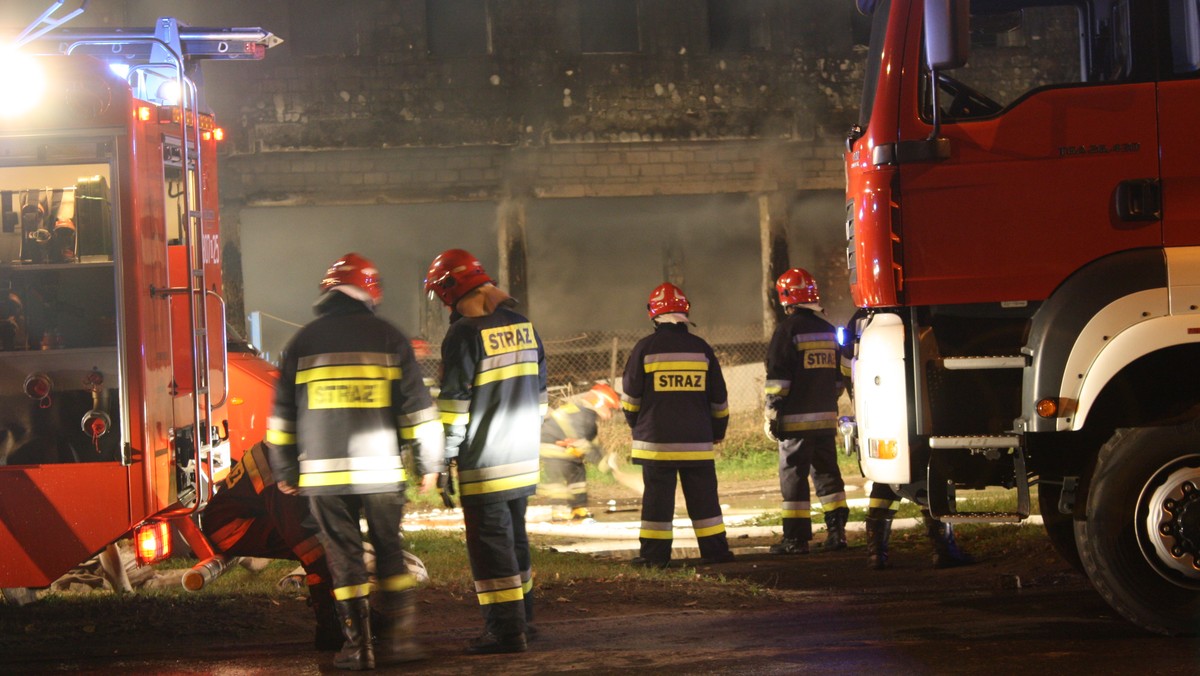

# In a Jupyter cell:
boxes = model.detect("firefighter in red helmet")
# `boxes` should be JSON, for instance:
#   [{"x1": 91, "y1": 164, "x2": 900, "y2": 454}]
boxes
[
  {"x1": 266, "y1": 252, "x2": 444, "y2": 670},
  {"x1": 539, "y1": 382, "x2": 622, "y2": 522},
  {"x1": 763, "y1": 268, "x2": 850, "y2": 555},
  {"x1": 424, "y1": 248, "x2": 547, "y2": 655},
  {"x1": 621, "y1": 283, "x2": 734, "y2": 567}
]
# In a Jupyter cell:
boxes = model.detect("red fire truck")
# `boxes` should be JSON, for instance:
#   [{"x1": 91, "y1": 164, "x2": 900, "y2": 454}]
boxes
[
  {"x1": 844, "y1": 0, "x2": 1200, "y2": 635},
  {"x1": 0, "y1": 3, "x2": 279, "y2": 589}
]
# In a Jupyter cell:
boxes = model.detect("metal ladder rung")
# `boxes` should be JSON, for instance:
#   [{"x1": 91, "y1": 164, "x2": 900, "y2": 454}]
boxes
[
  {"x1": 941, "y1": 355, "x2": 1025, "y2": 370},
  {"x1": 929, "y1": 435, "x2": 1019, "y2": 449}
]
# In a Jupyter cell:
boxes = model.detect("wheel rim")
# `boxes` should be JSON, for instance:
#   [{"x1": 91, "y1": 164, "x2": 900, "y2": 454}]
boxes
[{"x1": 1139, "y1": 454, "x2": 1200, "y2": 589}]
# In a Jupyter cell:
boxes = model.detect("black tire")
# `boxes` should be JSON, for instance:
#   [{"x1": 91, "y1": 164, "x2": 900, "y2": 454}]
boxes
[
  {"x1": 1074, "y1": 421, "x2": 1200, "y2": 635},
  {"x1": 1038, "y1": 482, "x2": 1083, "y2": 573}
]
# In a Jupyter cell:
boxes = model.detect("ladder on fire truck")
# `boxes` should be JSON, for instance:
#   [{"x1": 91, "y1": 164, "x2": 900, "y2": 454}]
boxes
[{"x1": 17, "y1": 1, "x2": 280, "y2": 512}]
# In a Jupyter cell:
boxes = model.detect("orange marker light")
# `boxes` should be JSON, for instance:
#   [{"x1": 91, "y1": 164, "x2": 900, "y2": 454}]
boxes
[
  {"x1": 137, "y1": 106, "x2": 152, "y2": 122},
  {"x1": 1035, "y1": 398, "x2": 1058, "y2": 418},
  {"x1": 213, "y1": 127, "x2": 225, "y2": 142}
]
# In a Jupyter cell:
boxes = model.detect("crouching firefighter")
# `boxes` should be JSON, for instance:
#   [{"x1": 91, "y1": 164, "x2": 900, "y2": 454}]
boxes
[
  {"x1": 539, "y1": 382, "x2": 622, "y2": 522},
  {"x1": 200, "y1": 442, "x2": 341, "y2": 651},
  {"x1": 267, "y1": 253, "x2": 445, "y2": 670}
]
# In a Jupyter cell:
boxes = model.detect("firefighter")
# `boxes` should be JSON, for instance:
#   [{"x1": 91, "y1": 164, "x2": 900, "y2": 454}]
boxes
[
  {"x1": 864, "y1": 486, "x2": 975, "y2": 569},
  {"x1": 266, "y1": 253, "x2": 444, "y2": 671},
  {"x1": 539, "y1": 382, "x2": 621, "y2": 522},
  {"x1": 622, "y1": 283, "x2": 734, "y2": 568},
  {"x1": 200, "y1": 442, "x2": 341, "y2": 651},
  {"x1": 763, "y1": 268, "x2": 850, "y2": 555},
  {"x1": 838, "y1": 310, "x2": 975, "y2": 570},
  {"x1": 423, "y1": 249, "x2": 547, "y2": 655}
]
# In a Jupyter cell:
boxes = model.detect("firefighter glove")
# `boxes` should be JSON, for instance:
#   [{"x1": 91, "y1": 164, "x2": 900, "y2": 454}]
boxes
[
  {"x1": 763, "y1": 408, "x2": 781, "y2": 443},
  {"x1": 437, "y1": 459, "x2": 457, "y2": 508}
]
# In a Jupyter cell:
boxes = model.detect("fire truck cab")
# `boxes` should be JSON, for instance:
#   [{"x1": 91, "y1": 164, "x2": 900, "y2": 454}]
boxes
[
  {"x1": 0, "y1": 4, "x2": 278, "y2": 588},
  {"x1": 845, "y1": 0, "x2": 1200, "y2": 634}
]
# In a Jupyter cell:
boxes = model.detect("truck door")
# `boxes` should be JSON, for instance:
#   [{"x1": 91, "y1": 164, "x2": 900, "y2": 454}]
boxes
[{"x1": 894, "y1": 0, "x2": 1161, "y2": 306}]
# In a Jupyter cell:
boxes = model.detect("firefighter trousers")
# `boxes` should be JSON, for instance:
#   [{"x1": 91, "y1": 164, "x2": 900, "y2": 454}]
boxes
[
  {"x1": 638, "y1": 463, "x2": 731, "y2": 563},
  {"x1": 202, "y1": 455, "x2": 329, "y2": 587},
  {"x1": 541, "y1": 456, "x2": 588, "y2": 509},
  {"x1": 309, "y1": 492, "x2": 413, "y2": 600},
  {"x1": 462, "y1": 496, "x2": 533, "y2": 637},
  {"x1": 778, "y1": 435, "x2": 847, "y2": 541},
  {"x1": 867, "y1": 481, "x2": 901, "y2": 519}
]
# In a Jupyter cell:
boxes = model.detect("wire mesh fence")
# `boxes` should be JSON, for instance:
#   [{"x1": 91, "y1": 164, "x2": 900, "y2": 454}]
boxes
[{"x1": 247, "y1": 312, "x2": 771, "y2": 414}]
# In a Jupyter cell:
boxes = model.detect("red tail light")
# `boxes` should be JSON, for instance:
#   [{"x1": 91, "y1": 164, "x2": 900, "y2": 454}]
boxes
[{"x1": 135, "y1": 522, "x2": 172, "y2": 565}]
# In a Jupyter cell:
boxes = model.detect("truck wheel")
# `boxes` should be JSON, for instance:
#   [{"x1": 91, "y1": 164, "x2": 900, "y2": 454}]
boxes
[
  {"x1": 1038, "y1": 482, "x2": 1082, "y2": 573},
  {"x1": 1074, "y1": 422, "x2": 1200, "y2": 635}
]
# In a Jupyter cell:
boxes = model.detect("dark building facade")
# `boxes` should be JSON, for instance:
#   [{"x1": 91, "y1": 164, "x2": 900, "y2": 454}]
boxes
[{"x1": 3, "y1": 0, "x2": 867, "y2": 363}]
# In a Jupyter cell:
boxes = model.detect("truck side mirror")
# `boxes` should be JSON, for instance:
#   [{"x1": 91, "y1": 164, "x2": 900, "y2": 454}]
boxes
[{"x1": 925, "y1": 0, "x2": 970, "y2": 70}]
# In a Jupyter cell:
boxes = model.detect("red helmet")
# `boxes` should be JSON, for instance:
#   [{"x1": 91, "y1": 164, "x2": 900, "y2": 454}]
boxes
[
  {"x1": 775, "y1": 268, "x2": 820, "y2": 307},
  {"x1": 424, "y1": 249, "x2": 493, "y2": 307},
  {"x1": 647, "y1": 282, "x2": 690, "y2": 319},
  {"x1": 589, "y1": 383, "x2": 620, "y2": 410},
  {"x1": 320, "y1": 252, "x2": 382, "y2": 304}
]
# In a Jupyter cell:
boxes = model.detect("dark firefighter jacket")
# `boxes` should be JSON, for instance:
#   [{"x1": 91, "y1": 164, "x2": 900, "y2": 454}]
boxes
[
  {"x1": 437, "y1": 303, "x2": 548, "y2": 506},
  {"x1": 265, "y1": 291, "x2": 444, "y2": 496},
  {"x1": 764, "y1": 307, "x2": 851, "y2": 438},
  {"x1": 621, "y1": 322, "x2": 729, "y2": 466},
  {"x1": 540, "y1": 398, "x2": 603, "y2": 463}
]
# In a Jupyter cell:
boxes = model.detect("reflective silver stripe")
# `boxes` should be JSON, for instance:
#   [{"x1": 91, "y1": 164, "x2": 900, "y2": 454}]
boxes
[
  {"x1": 819, "y1": 491, "x2": 847, "y2": 504},
  {"x1": 479, "y1": 348, "x2": 539, "y2": 373},
  {"x1": 631, "y1": 441, "x2": 714, "y2": 452},
  {"x1": 474, "y1": 574, "x2": 523, "y2": 593},
  {"x1": 644, "y1": 352, "x2": 708, "y2": 364},
  {"x1": 458, "y1": 458, "x2": 541, "y2": 483},
  {"x1": 436, "y1": 398, "x2": 471, "y2": 413},
  {"x1": 692, "y1": 516, "x2": 723, "y2": 530},
  {"x1": 792, "y1": 332, "x2": 836, "y2": 345},
  {"x1": 640, "y1": 520, "x2": 673, "y2": 532},
  {"x1": 398, "y1": 405, "x2": 440, "y2": 427},
  {"x1": 268, "y1": 416, "x2": 295, "y2": 432},
  {"x1": 621, "y1": 394, "x2": 641, "y2": 406},
  {"x1": 710, "y1": 401, "x2": 729, "y2": 414},
  {"x1": 781, "y1": 501, "x2": 811, "y2": 511},
  {"x1": 780, "y1": 412, "x2": 839, "y2": 424},
  {"x1": 297, "y1": 351, "x2": 398, "y2": 369},
  {"x1": 301, "y1": 455, "x2": 403, "y2": 474}
]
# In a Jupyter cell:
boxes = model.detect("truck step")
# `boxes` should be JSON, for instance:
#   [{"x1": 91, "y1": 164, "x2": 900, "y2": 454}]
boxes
[
  {"x1": 928, "y1": 435, "x2": 1019, "y2": 449},
  {"x1": 940, "y1": 355, "x2": 1025, "y2": 370},
  {"x1": 928, "y1": 445, "x2": 1031, "y2": 521}
]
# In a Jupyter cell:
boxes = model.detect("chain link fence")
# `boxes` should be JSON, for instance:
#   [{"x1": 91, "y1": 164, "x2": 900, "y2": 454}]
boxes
[{"x1": 248, "y1": 312, "x2": 771, "y2": 414}]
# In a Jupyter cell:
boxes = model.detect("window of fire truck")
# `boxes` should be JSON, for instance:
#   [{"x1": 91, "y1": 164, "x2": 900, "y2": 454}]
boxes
[
  {"x1": 0, "y1": 162, "x2": 121, "y2": 466},
  {"x1": 856, "y1": 0, "x2": 892, "y2": 129},
  {"x1": 919, "y1": 3, "x2": 1099, "y2": 122}
]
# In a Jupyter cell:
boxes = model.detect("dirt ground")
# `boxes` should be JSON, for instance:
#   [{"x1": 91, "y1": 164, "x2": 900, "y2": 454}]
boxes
[{"x1": 11, "y1": 469, "x2": 1190, "y2": 674}]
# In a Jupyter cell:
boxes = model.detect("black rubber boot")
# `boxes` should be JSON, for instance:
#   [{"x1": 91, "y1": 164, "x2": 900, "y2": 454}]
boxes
[
  {"x1": 466, "y1": 631, "x2": 528, "y2": 655},
  {"x1": 821, "y1": 507, "x2": 850, "y2": 551},
  {"x1": 923, "y1": 510, "x2": 975, "y2": 569},
  {"x1": 376, "y1": 590, "x2": 425, "y2": 665},
  {"x1": 333, "y1": 597, "x2": 375, "y2": 670},
  {"x1": 768, "y1": 537, "x2": 809, "y2": 555},
  {"x1": 864, "y1": 510, "x2": 893, "y2": 570},
  {"x1": 309, "y1": 581, "x2": 343, "y2": 652}
]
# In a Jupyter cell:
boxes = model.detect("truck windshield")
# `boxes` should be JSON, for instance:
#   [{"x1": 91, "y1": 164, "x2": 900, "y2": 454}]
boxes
[
  {"x1": 0, "y1": 157, "x2": 121, "y2": 465},
  {"x1": 857, "y1": 0, "x2": 893, "y2": 129}
]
